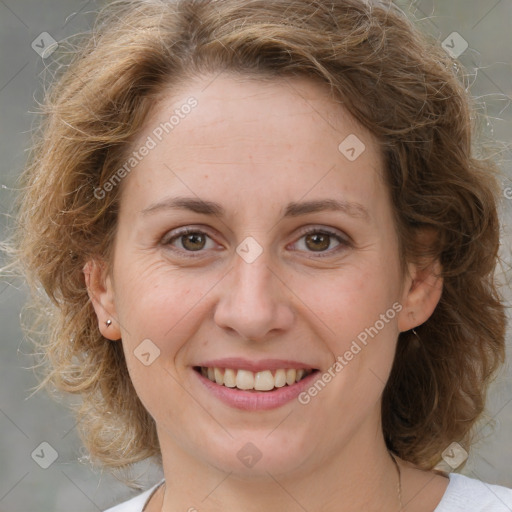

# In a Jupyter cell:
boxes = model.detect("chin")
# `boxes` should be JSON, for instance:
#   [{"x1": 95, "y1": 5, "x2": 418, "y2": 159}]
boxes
[{"x1": 199, "y1": 433, "x2": 316, "y2": 479}]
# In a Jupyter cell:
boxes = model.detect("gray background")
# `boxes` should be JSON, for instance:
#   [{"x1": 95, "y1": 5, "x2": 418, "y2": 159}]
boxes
[{"x1": 0, "y1": 1, "x2": 511, "y2": 511}]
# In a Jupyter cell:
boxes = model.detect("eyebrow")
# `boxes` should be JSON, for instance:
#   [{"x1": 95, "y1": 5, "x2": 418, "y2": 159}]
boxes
[{"x1": 140, "y1": 196, "x2": 370, "y2": 220}]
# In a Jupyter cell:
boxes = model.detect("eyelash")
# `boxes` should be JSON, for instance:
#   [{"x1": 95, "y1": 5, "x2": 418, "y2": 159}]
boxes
[{"x1": 162, "y1": 226, "x2": 351, "y2": 259}]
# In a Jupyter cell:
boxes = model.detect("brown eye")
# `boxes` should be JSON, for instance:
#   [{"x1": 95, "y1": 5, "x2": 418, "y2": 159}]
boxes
[
  {"x1": 291, "y1": 227, "x2": 350, "y2": 257},
  {"x1": 304, "y1": 232, "x2": 331, "y2": 252},
  {"x1": 163, "y1": 228, "x2": 216, "y2": 255},
  {"x1": 181, "y1": 232, "x2": 206, "y2": 251}
]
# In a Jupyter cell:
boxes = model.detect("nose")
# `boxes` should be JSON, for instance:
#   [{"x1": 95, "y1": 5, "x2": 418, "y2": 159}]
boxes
[{"x1": 213, "y1": 249, "x2": 295, "y2": 341}]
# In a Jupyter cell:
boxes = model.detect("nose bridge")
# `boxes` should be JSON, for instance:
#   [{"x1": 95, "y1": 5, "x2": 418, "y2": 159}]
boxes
[
  {"x1": 213, "y1": 244, "x2": 293, "y2": 340},
  {"x1": 234, "y1": 249, "x2": 274, "y2": 303}
]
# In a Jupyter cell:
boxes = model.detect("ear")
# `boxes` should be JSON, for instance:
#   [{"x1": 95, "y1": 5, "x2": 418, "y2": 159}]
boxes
[
  {"x1": 83, "y1": 259, "x2": 121, "y2": 341},
  {"x1": 397, "y1": 233, "x2": 443, "y2": 332}
]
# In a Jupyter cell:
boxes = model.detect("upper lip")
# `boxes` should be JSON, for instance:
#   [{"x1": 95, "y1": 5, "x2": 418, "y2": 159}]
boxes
[{"x1": 195, "y1": 358, "x2": 318, "y2": 372}]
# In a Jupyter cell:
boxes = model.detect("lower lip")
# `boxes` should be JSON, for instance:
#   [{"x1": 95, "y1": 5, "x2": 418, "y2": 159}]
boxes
[{"x1": 193, "y1": 369, "x2": 319, "y2": 411}]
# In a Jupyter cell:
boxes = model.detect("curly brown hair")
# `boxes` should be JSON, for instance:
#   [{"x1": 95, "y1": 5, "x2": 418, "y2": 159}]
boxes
[{"x1": 5, "y1": 0, "x2": 506, "y2": 485}]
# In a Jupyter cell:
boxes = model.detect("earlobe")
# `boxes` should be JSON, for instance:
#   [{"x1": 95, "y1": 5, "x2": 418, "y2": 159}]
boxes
[
  {"x1": 397, "y1": 259, "x2": 443, "y2": 333},
  {"x1": 83, "y1": 259, "x2": 122, "y2": 341}
]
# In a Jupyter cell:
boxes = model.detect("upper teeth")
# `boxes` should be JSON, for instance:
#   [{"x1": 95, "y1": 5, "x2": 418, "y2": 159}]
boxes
[{"x1": 200, "y1": 367, "x2": 312, "y2": 391}]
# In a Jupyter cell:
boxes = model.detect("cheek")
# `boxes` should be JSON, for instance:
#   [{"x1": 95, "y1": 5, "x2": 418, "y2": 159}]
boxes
[
  {"x1": 111, "y1": 261, "x2": 198, "y2": 405},
  {"x1": 112, "y1": 264, "x2": 225, "y2": 412},
  {"x1": 113, "y1": 254, "x2": 209, "y2": 341},
  {"x1": 298, "y1": 262, "x2": 400, "y2": 347}
]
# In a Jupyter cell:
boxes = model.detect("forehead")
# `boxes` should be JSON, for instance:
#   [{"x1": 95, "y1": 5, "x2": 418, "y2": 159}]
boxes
[{"x1": 119, "y1": 73, "x2": 385, "y2": 218}]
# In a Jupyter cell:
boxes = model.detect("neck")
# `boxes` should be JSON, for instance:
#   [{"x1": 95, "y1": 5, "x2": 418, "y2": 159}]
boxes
[{"x1": 155, "y1": 411, "x2": 401, "y2": 512}]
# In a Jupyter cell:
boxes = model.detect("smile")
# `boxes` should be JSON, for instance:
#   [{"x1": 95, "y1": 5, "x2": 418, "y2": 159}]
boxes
[
  {"x1": 195, "y1": 366, "x2": 314, "y2": 391},
  {"x1": 192, "y1": 362, "x2": 320, "y2": 410}
]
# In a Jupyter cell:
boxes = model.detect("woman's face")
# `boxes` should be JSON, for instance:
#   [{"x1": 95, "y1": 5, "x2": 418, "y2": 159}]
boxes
[{"x1": 88, "y1": 73, "x2": 440, "y2": 478}]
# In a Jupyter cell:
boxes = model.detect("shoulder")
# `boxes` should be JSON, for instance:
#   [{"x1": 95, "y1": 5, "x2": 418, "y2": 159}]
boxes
[
  {"x1": 435, "y1": 473, "x2": 512, "y2": 512},
  {"x1": 103, "y1": 480, "x2": 165, "y2": 512}
]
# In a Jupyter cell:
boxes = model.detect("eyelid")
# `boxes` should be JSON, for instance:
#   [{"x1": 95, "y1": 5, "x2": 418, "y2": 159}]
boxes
[
  {"x1": 161, "y1": 224, "x2": 351, "y2": 257},
  {"x1": 293, "y1": 225, "x2": 351, "y2": 244},
  {"x1": 288, "y1": 226, "x2": 352, "y2": 257},
  {"x1": 161, "y1": 225, "x2": 215, "y2": 244},
  {"x1": 160, "y1": 226, "x2": 219, "y2": 258}
]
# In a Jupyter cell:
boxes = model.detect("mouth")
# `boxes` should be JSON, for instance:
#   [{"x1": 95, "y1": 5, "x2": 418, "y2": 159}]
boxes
[{"x1": 193, "y1": 366, "x2": 317, "y2": 392}]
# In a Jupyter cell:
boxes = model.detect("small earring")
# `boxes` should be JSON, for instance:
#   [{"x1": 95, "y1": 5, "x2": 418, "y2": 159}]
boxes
[
  {"x1": 106, "y1": 319, "x2": 112, "y2": 327},
  {"x1": 412, "y1": 328, "x2": 418, "y2": 336}
]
